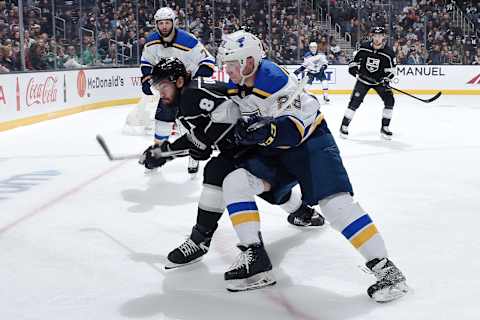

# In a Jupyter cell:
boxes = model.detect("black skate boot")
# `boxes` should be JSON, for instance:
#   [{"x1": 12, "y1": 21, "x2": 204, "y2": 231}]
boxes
[
  {"x1": 287, "y1": 204, "x2": 325, "y2": 227},
  {"x1": 339, "y1": 125, "x2": 349, "y2": 139},
  {"x1": 366, "y1": 258, "x2": 408, "y2": 302},
  {"x1": 224, "y1": 239, "x2": 276, "y2": 292},
  {"x1": 380, "y1": 126, "x2": 393, "y2": 140},
  {"x1": 165, "y1": 225, "x2": 213, "y2": 269}
]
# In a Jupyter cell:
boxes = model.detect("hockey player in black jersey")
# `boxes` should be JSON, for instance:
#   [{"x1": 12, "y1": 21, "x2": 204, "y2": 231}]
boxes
[
  {"x1": 340, "y1": 26, "x2": 397, "y2": 140},
  {"x1": 138, "y1": 57, "x2": 325, "y2": 269}
]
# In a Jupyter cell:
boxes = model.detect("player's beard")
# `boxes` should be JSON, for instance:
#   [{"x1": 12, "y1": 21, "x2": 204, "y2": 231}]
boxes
[{"x1": 159, "y1": 26, "x2": 174, "y2": 38}]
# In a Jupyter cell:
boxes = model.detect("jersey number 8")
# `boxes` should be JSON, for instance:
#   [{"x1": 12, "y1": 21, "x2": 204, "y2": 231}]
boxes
[{"x1": 199, "y1": 98, "x2": 215, "y2": 112}]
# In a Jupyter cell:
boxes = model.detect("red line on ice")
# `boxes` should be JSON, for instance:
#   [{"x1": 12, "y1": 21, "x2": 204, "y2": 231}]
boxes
[{"x1": 0, "y1": 161, "x2": 127, "y2": 235}]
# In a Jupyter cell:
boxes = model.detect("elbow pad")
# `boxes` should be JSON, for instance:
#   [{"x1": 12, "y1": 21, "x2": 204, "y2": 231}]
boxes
[{"x1": 348, "y1": 67, "x2": 359, "y2": 77}]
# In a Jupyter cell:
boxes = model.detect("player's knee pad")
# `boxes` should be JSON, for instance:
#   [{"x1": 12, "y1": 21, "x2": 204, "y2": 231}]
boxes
[
  {"x1": 381, "y1": 91, "x2": 395, "y2": 107},
  {"x1": 348, "y1": 97, "x2": 362, "y2": 111},
  {"x1": 203, "y1": 156, "x2": 236, "y2": 187},
  {"x1": 318, "y1": 192, "x2": 365, "y2": 232},
  {"x1": 223, "y1": 168, "x2": 265, "y2": 204}
]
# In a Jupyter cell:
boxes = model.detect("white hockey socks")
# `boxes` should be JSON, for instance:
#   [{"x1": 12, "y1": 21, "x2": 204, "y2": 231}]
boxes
[
  {"x1": 319, "y1": 193, "x2": 388, "y2": 261},
  {"x1": 279, "y1": 188, "x2": 302, "y2": 213},
  {"x1": 223, "y1": 169, "x2": 266, "y2": 245}
]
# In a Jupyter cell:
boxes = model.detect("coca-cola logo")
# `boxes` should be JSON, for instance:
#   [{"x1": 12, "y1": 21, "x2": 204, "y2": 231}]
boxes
[{"x1": 26, "y1": 76, "x2": 58, "y2": 107}]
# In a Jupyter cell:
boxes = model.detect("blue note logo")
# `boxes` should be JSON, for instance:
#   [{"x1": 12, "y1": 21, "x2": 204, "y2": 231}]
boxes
[{"x1": 237, "y1": 37, "x2": 246, "y2": 47}]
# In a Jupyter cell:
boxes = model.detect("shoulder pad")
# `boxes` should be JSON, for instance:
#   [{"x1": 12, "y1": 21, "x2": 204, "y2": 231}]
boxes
[
  {"x1": 184, "y1": 79, "x2": 228, "y2": 99},
  {"x1": 227, "y1": 81, "x2": 239, "y2": 96},
  {"x1": 173, "y1": 29, "x2": 198, "y2": 51},
  {"x1": 253, "y1": 59, "x2": 289, "y2": 98},
  {"x1": 360, "y1": 41, "x2": 372, "y2": 50},
  {"x1": 383, "y1": 46, "x2": 396, "y2": 57},
  {"x1": 145, "y1": 32, "x2": 161, "y2": 43}
]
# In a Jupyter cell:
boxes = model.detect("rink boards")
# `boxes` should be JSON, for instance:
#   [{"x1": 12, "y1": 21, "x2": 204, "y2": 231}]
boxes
[{"x1": 1, "y1": 65, "x2": 479, "y2": 131}]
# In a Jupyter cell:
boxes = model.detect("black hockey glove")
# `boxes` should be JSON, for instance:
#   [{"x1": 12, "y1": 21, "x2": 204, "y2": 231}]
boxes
[
  {"x1": 381, "y1": 77, "x2": 391, "y2": 87},
  {"x1": 187, "y1": 128, "x2": 213, "y2": 161},
  {"x1": 139, "y1": 142, "x2": 173, "y2": 169},
  {"x1": 235, "y1": 116, "x2": 277, "y2": 146}
]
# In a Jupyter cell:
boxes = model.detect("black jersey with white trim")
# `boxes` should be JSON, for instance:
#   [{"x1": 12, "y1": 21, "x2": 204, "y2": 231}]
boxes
[
  {"x1": 350, "y1": 42, "x2": 396, "y2": 85},
  {"x1": 177, "y1": 78, "x2": 239, "y2": 153}
]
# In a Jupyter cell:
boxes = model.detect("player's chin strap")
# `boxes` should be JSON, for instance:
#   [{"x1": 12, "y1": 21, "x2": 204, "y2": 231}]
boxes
[{"x1": 238, "y1": 58, "x2": 259, "y2": 86}]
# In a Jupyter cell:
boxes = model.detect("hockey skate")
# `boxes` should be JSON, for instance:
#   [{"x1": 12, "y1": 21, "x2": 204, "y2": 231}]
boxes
[
  {"x1": 165, "y1": 225, "x2": 212, "y2": 270},
  {"x1": 188, "y1": 157, "x2": 199, "y2": 179},
  {"x1": 380, "y1": 126, "x2": 393, "y2": 140},
  {"x1": 323, "y1": 96, "x2": 330, "y2": 103},
  {"x1": 225, "y1": 241, "x2": 276, "y2": 292},
  {"x1": 366, "y1": 258, "x2": 408, "y2": 302},
  {"x1": 339, "y1": 125, "x2": 349, "y2": 139},
  {"x1": 287, "y1": 204, "x2": 325, "y2": 227}
]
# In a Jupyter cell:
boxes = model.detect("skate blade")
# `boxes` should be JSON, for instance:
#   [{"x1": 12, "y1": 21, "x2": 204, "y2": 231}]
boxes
[
  {"x1": 380, "y1": 132, "x2": 392, "y2": 140},
  {"x1": 188, "y1": 172, "x2": 198, "y2": 180},
  {"x1": 144, "y1": 168, "x2": 160, "y2": 175},
  {"x1": 226, "y1": 272, "x2": 276, "y2": 292},
  {"x1": 339, "y1": 133, "x2": 348, "y2": 139},
  {"x1": 291, "y1": 216, "x2": 326, "y2": 228},
  {"x1": 164, "y1": 257, "x2": 203, "y2": 270},
  {"x1": 372, "y1": 282, "x2": 409, "y2": 303}
]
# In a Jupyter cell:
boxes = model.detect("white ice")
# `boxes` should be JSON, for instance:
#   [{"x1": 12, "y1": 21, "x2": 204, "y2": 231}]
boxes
[{"x1": 1, "y1": 94, "x2": 479, "y2": 320}]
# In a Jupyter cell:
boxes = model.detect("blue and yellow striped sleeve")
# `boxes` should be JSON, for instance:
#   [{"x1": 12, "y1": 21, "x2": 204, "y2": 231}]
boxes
[{"x1": 268, "y1": 112, "x2": 324, "y2": 148}]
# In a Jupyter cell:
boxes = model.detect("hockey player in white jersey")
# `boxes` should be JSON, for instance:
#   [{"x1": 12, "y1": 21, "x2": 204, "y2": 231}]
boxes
[
  {"x1": 138, "y1": 58, "x2": 325, "y2": 271},
  {"x1": 293, "y1": 42, "x2": 330, "y2": 103},
  {"x1": 139, "y1": 7, "x2": 215, "y2": 176},
  {"x1": 217, "y1": 30, "x2": 408, "y2": 300}
]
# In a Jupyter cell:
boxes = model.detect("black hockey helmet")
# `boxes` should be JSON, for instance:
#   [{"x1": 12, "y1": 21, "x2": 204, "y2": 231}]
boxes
[
  {"x1": 371, "y1": 26, "x2": 386, "y2": 34},
  {"x1": 151, "y1": 57, "x2": 187, "y2": 85}
]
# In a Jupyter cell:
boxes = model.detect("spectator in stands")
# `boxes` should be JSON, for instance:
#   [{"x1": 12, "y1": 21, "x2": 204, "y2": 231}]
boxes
[
  {"x1": 0, "y1": 44, "x2": 18, "y2": 72},
  {"x1": 29, "y1": 40, "x2": 48, "y2": 70},
  {"x1": 428, "y1": 44, "x2": 442, "y2": 64},
  {"x1": 406, "y1": 47, "x2": 425, "y2": 64}
]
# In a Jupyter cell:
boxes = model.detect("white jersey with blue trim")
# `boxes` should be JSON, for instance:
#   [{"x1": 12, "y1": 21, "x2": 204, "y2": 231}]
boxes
[
  {"x1": 302, "y1": 52, "x2": 328, "y2": 73},
  {"x1": 140, "y1": 29, "x2": 215, "y2": 76},
  {"x1": 227, "y1": 59, "x2": 323, "y2": 148}
]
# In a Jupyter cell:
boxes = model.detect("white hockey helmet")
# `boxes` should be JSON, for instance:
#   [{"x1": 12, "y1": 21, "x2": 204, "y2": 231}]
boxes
[
  {"x1": 309, "y1": 42, "x2": 318, "y2": 53},
  {"x1": 155, "y1": 7, "x2": 176, "y2": 22},
  {"x1": 217, "y1": 30, "x2": 264, "y2": 84},
  {"x1": 154, "y1": 7, "x2": 176, "y2": 32}
]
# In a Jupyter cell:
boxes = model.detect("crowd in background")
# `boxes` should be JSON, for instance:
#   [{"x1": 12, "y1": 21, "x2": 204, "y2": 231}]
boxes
[{"x1": 0, "y1": 0, "x2": 479, "y2": 73}]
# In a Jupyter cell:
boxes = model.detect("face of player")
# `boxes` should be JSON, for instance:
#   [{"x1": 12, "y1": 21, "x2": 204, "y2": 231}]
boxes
[
  {"x1": 157, "y1": 20, "x2": 174, "y2": 37},
  {"x1": 224, "y1": 61, "x2": 242, "y2": 84},
  {"x1": 372, "y1": 34, "x2": 385, "y2": 47},
  {"x1": 224, "y1": 58, "x2": 254, "y2": 84},
  {"x1": 153, "y1": 80, "x2": 177, "y2": 105}
]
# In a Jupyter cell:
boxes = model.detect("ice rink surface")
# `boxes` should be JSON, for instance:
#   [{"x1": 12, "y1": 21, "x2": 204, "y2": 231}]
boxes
[{"x1": 1, "y1": 93, "x2": 479, "y2": 320}]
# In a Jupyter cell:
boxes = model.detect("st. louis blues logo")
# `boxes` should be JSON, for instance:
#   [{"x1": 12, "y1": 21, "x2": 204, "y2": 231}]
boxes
[
  {"x1": 366, "y1": 57, "x2": 380, "y2": 73},
  {"x1": 237, "y1": 37, "x2": 246, "y2": 47}
]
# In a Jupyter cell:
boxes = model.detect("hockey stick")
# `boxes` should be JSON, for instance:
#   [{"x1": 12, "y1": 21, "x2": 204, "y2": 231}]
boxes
[
  {"x1": 360, "y1": 75, "x2": 442, "y2": 103},
  {"x1": 386, "y1": 85, "x2": 442, "y2": 103},
  {"x1": 96, "y1": 135, "x2": 189, "y2": 161}
]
